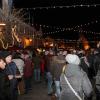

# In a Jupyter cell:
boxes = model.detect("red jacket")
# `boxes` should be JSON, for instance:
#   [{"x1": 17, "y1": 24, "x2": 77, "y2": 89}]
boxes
[{"x1": 23, "y1": 58, "x2": 33, "y2": 78}]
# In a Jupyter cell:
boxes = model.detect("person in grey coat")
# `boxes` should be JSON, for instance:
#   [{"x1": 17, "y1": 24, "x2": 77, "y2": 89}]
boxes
[{"x1": 60, "y1": 54, "x2": 93, "y2": 100}]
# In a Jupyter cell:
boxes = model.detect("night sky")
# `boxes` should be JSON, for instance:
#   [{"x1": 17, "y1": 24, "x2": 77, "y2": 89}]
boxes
[{"x1": 13, "y1": 0, "x2": 100, "y2": 40}]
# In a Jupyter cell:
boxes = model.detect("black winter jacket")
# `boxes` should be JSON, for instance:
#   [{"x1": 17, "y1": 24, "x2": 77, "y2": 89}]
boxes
[{"x1": 0, "y1": 69, "x2": 10, "y2": 100}]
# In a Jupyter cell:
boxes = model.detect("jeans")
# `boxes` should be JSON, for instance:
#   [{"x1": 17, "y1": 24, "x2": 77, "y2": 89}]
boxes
[
  {"x1": 34, "y1": 68, "x2": 40, "y2": 81},
  {"x1": 46, "y1": 72, "x2": 53, "y2": 94},
  {"x1": 54, "y1": 80, "x2": 61, "y2": 98}
]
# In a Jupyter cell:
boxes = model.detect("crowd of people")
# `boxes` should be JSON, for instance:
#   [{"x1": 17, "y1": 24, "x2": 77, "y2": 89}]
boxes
[{"x1": 0, "y1": 43, "x2": 100, "y2": 100}]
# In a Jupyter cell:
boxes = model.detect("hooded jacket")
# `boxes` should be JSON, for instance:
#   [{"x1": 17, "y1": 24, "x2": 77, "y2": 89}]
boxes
[{"x1": 60, "y1": 54, "x2": 93, "y2": 100}]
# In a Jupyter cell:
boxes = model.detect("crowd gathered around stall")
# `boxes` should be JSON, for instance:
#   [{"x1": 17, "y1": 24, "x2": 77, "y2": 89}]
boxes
[{"x1": 0, "y1": 43, "x2": 100, "y2": 100}]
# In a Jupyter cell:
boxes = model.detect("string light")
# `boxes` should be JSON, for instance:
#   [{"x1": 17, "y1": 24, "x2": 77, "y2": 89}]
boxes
[
  {"x1": 37, "y1": 18, "x2": 100, "y2": 38},
  {"x1": 38, "y1": 19, "x2": 99, "y2": 31},
  {"x1": 54, "y1": 39, "x2": 98, "y2": 43},
  {"x1": 0, "y1": 39, "x2": 8, "y2": 49},
  {"x1": 43, "y1": 27, "x2": 100, "y2": 35},
  {"x1": 22, "y1": 4, "x2": 100, "y2": 10}
]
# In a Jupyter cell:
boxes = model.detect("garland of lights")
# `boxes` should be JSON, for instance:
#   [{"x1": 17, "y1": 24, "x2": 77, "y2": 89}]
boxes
[
  {"x1": 0, "y1": 25, "x2": 22, "y2": 49},
  {"x1": 0, "y1": 31, "x2": 8, "y2": 49},
  {"x1": 11, "y1": 25, "x2": 21, "y2": 46},
  {"x1": 12, "y1": 25, "x2": 21, "y2": 43},
  {"x1": 0, "y1": 39, "x2": 8, "y2": 49},
  {"x1": 54, "y1": 39, "x2": 98, "y2": 43},
  {"x1": 37, "y1": 19, "x2": 100, "y2": 35},
  {"x1": 43, "y1": 27, "x2": 100, "y2": 35},
  {"x1": 23, "y1": 4, "x2": 100, "y2": 10},
  {"x1": 39, "y1": 19, "x2": 98, "y2": 30}
]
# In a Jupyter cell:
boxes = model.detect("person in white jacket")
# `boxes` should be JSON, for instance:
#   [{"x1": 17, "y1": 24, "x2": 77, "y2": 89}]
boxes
[{"x1": 13, "y1": 52, "x2": 25, "y2": 76}]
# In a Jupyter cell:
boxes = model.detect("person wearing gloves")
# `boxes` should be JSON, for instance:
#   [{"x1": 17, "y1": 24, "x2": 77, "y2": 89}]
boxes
[{"x1": 60, "y1": 54, "x2": 93, "y2": 100}]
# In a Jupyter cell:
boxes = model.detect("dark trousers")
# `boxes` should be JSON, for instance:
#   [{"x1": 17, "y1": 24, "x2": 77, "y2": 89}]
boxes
[
  {"x1": 10, "y1": 79, "x2": 18, "y2": 100},
  {"x1": 24, "y1": 77, "x2": 32, "y2": 93},
  {"x1": 95, "y1": 88, "x2": 100, "y2": 100}
]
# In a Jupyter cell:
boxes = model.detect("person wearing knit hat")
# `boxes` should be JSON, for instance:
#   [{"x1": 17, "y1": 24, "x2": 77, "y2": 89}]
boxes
[
  {"x1": 59, "y1": 54, "x2": 93, "y2": 100},
  {"x1": 0, "y1": 52, "x2": 11, "y2": 100},
  {"x1": 4, "y1": 50, "x2": 20, "y2": 100},
  {"x1": 0, "y1": 51, "x2": 12, "y2": 58},
  {"x1": 65, "y1": 54, "x2": 80, "y2": 65}
]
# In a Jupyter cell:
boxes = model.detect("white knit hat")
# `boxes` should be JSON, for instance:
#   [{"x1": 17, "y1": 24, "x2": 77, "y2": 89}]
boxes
[{"x1": 65, "y1": 54, "x2": 80, "y2": 65}]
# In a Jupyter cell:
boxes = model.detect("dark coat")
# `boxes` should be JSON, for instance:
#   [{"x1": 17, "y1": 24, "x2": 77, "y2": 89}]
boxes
[
  {"x1": 80, "y1": 57, "x2": 89, "y2": 76},
  {"x1": 0, "y1": 69, "x2": 10, "y2": 100},
  {"x1": 50, "y1": 55, "x2": 66, "y2": 81},
  {"x1": 87, "y1": 54, "x2": 95, "y2": 78},
  {"x1": 95, "y1": 53, "x2": 100, "y2": 92},
  {"x1": 93, "y1": 53, "x2": 100, "y2": 76},
  {"x1": 44, "y1": 55, "x2": 54, "y2": 72},
  {"x1": 5, "y1": 62, "x2": 18, "y2": 100}
]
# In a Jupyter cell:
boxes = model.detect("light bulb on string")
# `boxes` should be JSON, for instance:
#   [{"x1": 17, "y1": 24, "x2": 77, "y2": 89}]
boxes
[
  {"x1": 80, "y1": 4, "x2": 83, "y2": 7},
  {"x1": 94, "y1": 5, "x2": 96, "y2": 7}
]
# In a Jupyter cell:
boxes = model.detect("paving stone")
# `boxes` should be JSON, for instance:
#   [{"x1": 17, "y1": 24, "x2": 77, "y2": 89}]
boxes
[{"x1": 18, "y1": 81, "x2": 51, "y2": 100}]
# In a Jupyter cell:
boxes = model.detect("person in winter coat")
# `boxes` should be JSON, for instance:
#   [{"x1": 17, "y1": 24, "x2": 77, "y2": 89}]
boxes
[
  {"x1": 50, "y1": 51, "x2": 66, "y2": 99},
  {"x1": 78, "y1": 53, "x2": 89, "y2": 76},
  {"x1": 93, "y1": 49, "x2": 100, "y2": 100},
  {"x1": 33, "y1": 52, "x2": 41, "y2": 82},
  {"x1": 60, "y1": 54, "x2": 93, "y2": 100},
  {"x1": 0, "y1": 52, "x2": 11, "y2": 100},
  {"x1": 13, "y1": 52, "x2": 24, "y2": 76},
  {"x1": 23, "y1": 52, "x2": 33, "y2": 94},
  {"x1": 3, "y1": 51, "x2": 21, "y2": 100},
  {"x1": 13, "y1": 52, "x2": 25, "y2": 95}
]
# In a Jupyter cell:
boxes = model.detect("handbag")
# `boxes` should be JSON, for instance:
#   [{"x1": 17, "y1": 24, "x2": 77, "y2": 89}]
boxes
[{"x1": 51, "y1": 94, "x2": 57, "y2": 100}]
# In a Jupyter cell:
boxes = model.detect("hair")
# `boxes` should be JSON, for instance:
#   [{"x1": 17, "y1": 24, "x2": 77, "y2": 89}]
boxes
[
  {"x1": 13, "y1": 52, "x2": 21, "y2": 59},
  {"x1": 0, "y1": 57, "x2": 5, "y2": 62}
]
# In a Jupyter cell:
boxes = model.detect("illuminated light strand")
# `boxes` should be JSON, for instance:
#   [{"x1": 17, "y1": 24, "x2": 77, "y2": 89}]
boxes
[
  {"x1": 23, "y1": 4, "x2": 100, "y2": 10},
  {"x1": 55, "y1": 39, "x2": 99, "y2": 42},
  {"x1": 41, "y1": 20, "x2": 100, "y2": 35},
  {"x1": 11, "y1": 28, "x2": 15, "y2": 46},
  {"x1": 43, "y1": 38, "x2": 98, "y2": 43},
  {"x1": 74, "y1": 20, "x2": 99, "y2": 29},
  {"x1": 0, "y1": 30, "x2": 9, "y2": 49},
  {"x1": 11, "y1": 25, "x2": 21, "y2": 46},
  {"x1": 54, "y1": 39, "x2": 98, "y2": 43},
  {"x1": 38, "y1": 20, "x2": 99, "y2": 35},
  {"x1": 43, "y1": 28, "x2": 100, "y2": 35},
  {"x1": 39, "y1": 19, "x2": 99, "y2": 30},
  {"x1": 0, "y1": 39, "x2": 9, "y2": 49}
]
